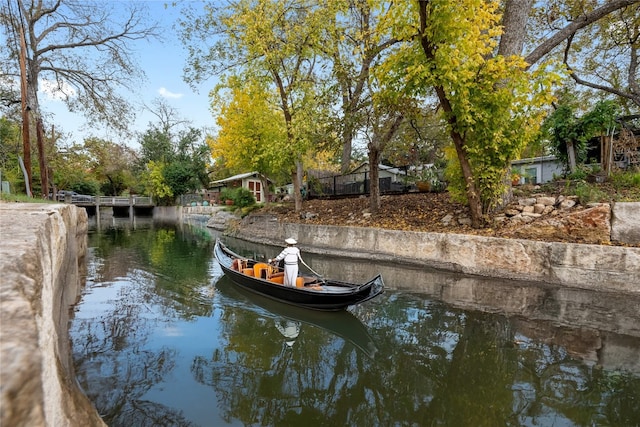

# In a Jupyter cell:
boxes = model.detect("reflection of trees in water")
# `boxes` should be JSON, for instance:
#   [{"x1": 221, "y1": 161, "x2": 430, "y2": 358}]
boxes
[
  {"x1": 72, "y1": 224, "x2": 222, "y2": 426},
  {"x1": 511, "y1": 343, "x2": 640, "y2": 426},
  {"x1": 116, "y1": 400, "x2": 194, "y2": 427},
  {"x1": 189, "y1": 290, "x2": 639, "y2": 426},
  {"x1": 362, "y1": 293, "x2": 640, "y2": 426},
  {"x1": 74, "y1": 230, "x2": 640, "y2": 425},
  {"x1": 88, "y1": 225, "x2": 215, "y2": 319},
  {"x1": 71, "y1": 280, "x2": 188, "y2": 426}
]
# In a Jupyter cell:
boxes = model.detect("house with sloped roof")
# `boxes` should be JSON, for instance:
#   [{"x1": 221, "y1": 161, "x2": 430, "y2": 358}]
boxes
[{"x1": 210, "y1": 171, "x2": 271, "y2": 203}]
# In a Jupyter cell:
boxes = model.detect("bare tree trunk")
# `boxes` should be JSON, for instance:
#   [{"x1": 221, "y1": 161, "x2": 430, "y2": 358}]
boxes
[
  {"x1": 368, "y1": 114, "x2": 404, "y2": 214},
  {"x1": 260, "y1": 175, "x2": 271, "y2": 205},
  {"x1": 35, "y1": 116, "x2": 48, "y2": 198},
  {"x1": 450, "y1": 129, "x2": 484, "y2": 227},
  {"x1": 292, "y1": 160, "x2": 303, "y2": 212},
  {"x1": 340, "y1": 123, "x2": 354, "y2": 174},
  {"x1": 498, "y1": 0, "x2": 534, "y2": 57},
  {"x1": 18, "y1": 23, "x2": 32, "y2": 195},
  {"x1": 368, "y1": 149, "x2": 381, "y2": 213},
  {"x1": 567, "y1": 141, "x2": 577, "y2": 173}
]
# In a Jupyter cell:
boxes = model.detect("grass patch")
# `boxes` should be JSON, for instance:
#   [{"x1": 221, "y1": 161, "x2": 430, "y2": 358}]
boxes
[
  {"x1": 0, "y1": 193, "x2": 55, "y2": 203},
  {"x1": 524, "y1": 169, "x2": 640, "y2": 204}
]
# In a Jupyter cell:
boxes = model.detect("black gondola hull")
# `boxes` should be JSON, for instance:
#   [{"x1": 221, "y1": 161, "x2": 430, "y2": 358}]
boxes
[{"x1": 214, "y1": 239, "x2": 384, "y2": 311}]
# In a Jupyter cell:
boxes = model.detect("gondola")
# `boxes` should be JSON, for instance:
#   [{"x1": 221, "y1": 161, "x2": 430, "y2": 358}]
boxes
[{"x1": 214, "y1": 239, "x2": 384, "y2": 311}]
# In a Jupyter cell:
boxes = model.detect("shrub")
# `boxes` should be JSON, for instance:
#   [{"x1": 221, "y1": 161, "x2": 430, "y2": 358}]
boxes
[
  {"x1": 233, "y1": 187, "x2": 256, "y2": 208},
  {"x1": 573, "y1": 182, "x2": 608, "y2": 205},
  {"x1": 609, "y1": 170, "x2": 640, "y2": 189},
  {"x1": 220, "y1": 186, "x2": 256, "y2": 208},
  {"x1": 220, "y1": 187, "x2": 234, "y2": 202}
]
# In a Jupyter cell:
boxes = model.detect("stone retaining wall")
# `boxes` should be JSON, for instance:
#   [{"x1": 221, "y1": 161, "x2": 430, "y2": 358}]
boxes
[
  {"x1": 0, "y1": 203, "x2": 105, "y2": 427},
  {"x1": 233, "y1": 213, "x2": 640, "y2": 295}
]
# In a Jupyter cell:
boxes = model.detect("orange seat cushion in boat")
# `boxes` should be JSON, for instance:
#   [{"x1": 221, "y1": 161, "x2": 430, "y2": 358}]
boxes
[
  {"x1": 270, "y1": 275, "x2": 284, "y2": 284},
  {"x1": 253, "y1": 263, "x2": 269, "y2": 279}
]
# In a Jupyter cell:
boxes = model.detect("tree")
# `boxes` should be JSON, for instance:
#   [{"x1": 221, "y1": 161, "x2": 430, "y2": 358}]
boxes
[
  {"x1": 208, "y1": 78, "x2": 289, "y2": 203},
  {"x1": 142, "y1": 160, "x2": 173, "y2": 205},
  {"x1": 366, "y1": 108, "x2": 405, "y2": 213},
  {"x1": 383, "y1": 105, "x2": 449, "y2": 174},
  {"x1": 380, "y1": 0, "x2": 636, "y2": 228},
  {"x1": 82, "y1": 137, "x2": 137, "y2": 196},
  {"x1": 0, "y1": 116, "x2": 22, "y2": 192},
  {"x1": 0, "y1": 0, "x2": 159, "y2": 196},
  {"x1": 378, "y1": 1, "x2": 552, "y2": 226},
  {"x1": 553, "y1": 3, "x2": 640, "y2": 110},
  {"x1": 180, "y1": 0, "x2": 337, "y2": 212},
  {"x1": 542, "y1": 98, "x2": 620, "y2": 174},
  {"x1": 137, "y1": 101, "x2": 211, "y2": 203},
  {"x1": 318, "y1": 0, "x2": 401, "y2": 174}
]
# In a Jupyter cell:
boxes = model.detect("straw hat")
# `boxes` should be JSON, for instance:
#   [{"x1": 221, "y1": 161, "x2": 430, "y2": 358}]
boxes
[{"x1": 285, "y1": 238, "x2": 297, "y2": 245}]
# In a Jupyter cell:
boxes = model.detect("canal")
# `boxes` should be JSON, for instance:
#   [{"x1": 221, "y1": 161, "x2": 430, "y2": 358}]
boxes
[{"x1": 69, "y1": 218, "x2": 640, "y2": 426}]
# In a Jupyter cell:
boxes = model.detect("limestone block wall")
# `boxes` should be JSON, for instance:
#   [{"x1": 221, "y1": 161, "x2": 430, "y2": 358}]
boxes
[
  {"x1": 235, "y1": 214, "x2": 640, "y2": 295},
  {"x1": 0, "y1": 204, "x2": 105, "y2": 427},
  {"x1": 612, "y1": 202, "x2": 640, "y2": 245}
]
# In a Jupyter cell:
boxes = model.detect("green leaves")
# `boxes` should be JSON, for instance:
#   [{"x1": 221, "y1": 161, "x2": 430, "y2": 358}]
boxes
[
  {"x1": 541, "y1": 99, "x2": 621, "y2": 172},
  {"x1": 379, "y1": 1, "x2": 561, "y2": 218},
  {"x1": 210, "y1": 79, "x2": 289, "y2": 181}
]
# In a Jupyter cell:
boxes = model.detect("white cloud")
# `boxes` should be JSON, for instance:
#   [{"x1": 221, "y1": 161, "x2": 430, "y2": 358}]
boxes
[
  {"x1": 158, "y1": 87, "x2": 183, "y2": 99},
  {"x1": 39, "y1": 79, "x2": 76, "y2": 101}
]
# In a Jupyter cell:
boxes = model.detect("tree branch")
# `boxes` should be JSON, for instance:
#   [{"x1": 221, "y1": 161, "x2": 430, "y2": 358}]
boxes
[{"x1": 525, "y1": 0, "x2": 640, "y2": 66}]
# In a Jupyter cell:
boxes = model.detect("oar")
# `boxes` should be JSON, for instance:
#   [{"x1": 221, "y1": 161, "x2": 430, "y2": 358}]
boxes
[{"x1": 299, "y1": 257, "x2": 326, "y2": 283}]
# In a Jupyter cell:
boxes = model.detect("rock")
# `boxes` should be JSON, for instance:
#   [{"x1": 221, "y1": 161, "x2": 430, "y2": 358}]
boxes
[
  {"x1": 521, "y1": 212, "x2": 542, "y2": 218},
  {"x1": 513, "y1": 204, "x2": 611, "y2": 244},
  {"x1": 207, "y1": 210, "x2": 242, "y2": 230},
  {"x1": 611, "y1": 202, "x2": 640, "y2": 245},
  {"x1": 559, "y1": 199, "x2": 577, "y2": 210},
  {"x1": 441, "y1": 214, "x2": 454, "y2": 225},
  {"x1": 537, "y1": 196, "x2": 556, "y2": 206},
  {"x1": 504, "y1": 209, "x2": 520, "y2": 217},
  {"x1": 522, "y1": 205, "x2": 535, "y2": 214},
  {"x1": 0, "y1": 204, "x2": 106, "y2": 427},
  {"x1": 533, "y1": 204, "x2": 545, "y2": 214},
  {"x1": 493, "y1": 215, "x2": 507, "y2": 223},
  {"x1": 519, "y1": 198, "x2": 537, "y2": 207},
  {"x1": 300, "y1": 211, "x2": 318, "y2": 220},
  {"x1": 458, "y1": 217, "x2": 472, "y2": 226},
  {"x1": 542, "y1": 206, "x2": 555, "y2": 215},
  {"x1": 520, "y1": 214, "x2": 538, "y2": 223}
]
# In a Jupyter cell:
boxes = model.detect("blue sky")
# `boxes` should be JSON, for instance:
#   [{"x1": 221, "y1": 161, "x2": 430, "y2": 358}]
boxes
[{"x1": 39, "y1": 1, "x2": 217, "y2": 148}]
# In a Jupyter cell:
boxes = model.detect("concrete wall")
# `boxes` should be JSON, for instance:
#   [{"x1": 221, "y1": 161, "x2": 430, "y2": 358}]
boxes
[
  {"x1": 235, "y1": 214, "x2": 640, "y2": 295},
  {"x1": 0, "y1": 203, "x2": 106, "y2": 427}
]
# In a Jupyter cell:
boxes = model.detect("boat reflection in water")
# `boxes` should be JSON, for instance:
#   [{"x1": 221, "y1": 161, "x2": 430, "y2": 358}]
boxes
[{"x1": 214, "y1": 275, "x2": 378, "y2": 358}]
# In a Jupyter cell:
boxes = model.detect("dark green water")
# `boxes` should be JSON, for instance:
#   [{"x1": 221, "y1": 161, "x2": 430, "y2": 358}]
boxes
[{"x1": 70, "y1": 219, "x2": 640, "y2": 427}]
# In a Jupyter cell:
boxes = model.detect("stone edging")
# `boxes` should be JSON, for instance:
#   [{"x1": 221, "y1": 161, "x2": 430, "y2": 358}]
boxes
[
  {"x1": 229, "y1": 214, "x2": 640, "y2": 295},
  {"x1": 0, "y1": 204, "x2": 106, "y2": 427}
]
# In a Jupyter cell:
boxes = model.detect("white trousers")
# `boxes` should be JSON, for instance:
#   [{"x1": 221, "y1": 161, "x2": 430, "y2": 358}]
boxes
[{"x1": 284, "y1": 264, "x2": 298, "y2": 287}]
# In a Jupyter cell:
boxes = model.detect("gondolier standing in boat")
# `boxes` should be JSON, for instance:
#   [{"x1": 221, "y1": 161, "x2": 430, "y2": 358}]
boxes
[{"x1": 269, "y1": 238, "x2": 302, "y2": 287}]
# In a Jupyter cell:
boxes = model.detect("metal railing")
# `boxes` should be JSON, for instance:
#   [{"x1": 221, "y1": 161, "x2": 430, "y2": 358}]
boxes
[
  {"x1": 95, "y1": 196, "x2": 153, "y2": 206},
  {"x1": 308, "y1": 172, "x2": 405, "y2": 198},
  {"x1": 67, "y1": 195, "x2": 154, "y2": 206}
]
